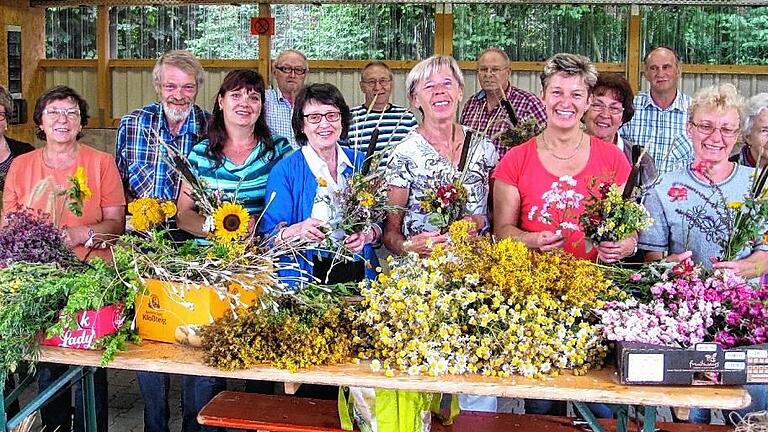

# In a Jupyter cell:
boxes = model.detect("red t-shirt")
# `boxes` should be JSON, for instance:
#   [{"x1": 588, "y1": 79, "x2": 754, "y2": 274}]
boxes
[
  {"x1": 3, "y1": 144, "x2": 126, "y2": 261},
  {"x1": 493, "y1": 136, "x2": 631, "y2": 260}
]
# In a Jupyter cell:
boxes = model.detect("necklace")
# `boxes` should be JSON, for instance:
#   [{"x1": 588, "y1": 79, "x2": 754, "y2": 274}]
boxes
[{"x1": 543, "y1": 130, "x2": 584, "y2": 161}]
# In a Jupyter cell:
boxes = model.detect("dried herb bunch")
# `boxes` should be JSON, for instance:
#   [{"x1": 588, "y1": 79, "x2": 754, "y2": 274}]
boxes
[
  {"x1": 496, "y1": 116, "x2": 544, "y2": 149},
  {"x1": 0, "y1": 209, "x2": 79, "y2": 268},
  {"x1": 200, "y1": 284, "x2": 358, "y2": 372}
]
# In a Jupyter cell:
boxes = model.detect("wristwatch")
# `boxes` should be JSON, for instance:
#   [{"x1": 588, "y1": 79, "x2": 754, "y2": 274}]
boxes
[{"x1": 84, "y1": 226, "x2": 96, "y2": 248}]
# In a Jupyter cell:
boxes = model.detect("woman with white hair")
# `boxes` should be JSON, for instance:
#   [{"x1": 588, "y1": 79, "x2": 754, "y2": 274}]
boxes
[
  {"x1": 732, "y1": 93, "x2": 768, "y2": 168},
  {"x1": 384, "y1": 55, "x2": 498, "y2": 257}
]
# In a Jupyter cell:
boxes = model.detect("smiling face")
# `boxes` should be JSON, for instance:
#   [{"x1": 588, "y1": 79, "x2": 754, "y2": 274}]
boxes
[
  {"x1": 541, "y1": 72, "x2": 591, "y2": 131},
  {"x1": 746, "y1": 110, "x2": 768, "y2": 163},
  {"x1": 644, "y1": 48, "x2": 681, "y2": 97},
  {"x1": 157, "y1": 64, "x2": 198, "y2": 124},
  {"x1": 584, "y1": 90, "x2": 624, "y2": 143},
  {"x1": 40, "y1": 97, "x2": 81, "y2": 145},
  {"x1": 218, "y1": 87, "x2": 262, "y2": 129},
  {"x1": 689, "y1": 107, "x2": 741, "y2": 167},
  {"x1": 410, "y1": 67, "x2": 463, "y2": 123},
  {"x1": 302, "y1": 100, "x2": 342, "y2": 152}
]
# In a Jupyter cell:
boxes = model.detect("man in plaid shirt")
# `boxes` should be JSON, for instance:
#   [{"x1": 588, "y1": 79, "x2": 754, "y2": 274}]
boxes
[
  {"x1": 115, "y1": 50, "x2": 210, "y2": 201},
  {"x1": 460, "y1": 48, "x2": 547, "y2": 158},
  {"x1": 114, "y1": 50, "x2": 223, "y2": 432},
  {"x1": 620, "y1": 47, "x2": 692, "y2": 175}
]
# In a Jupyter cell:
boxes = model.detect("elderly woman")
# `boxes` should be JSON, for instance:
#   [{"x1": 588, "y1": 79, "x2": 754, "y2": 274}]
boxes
[
  {"x1": 638, "y1": 84, "x2": 767, "y2": 424},
  {"x1": 261, "y1": 83, "x2": 379, "y2": 285},
  {"x1": 494, "y1": 53, "x2": 633, "y2": 263},
  {"x1": 583, "y1": 73, "x2": 657, "y2": 187},
  {"x1": 0, "y1": 85, "x2": 34, "y2": 199},
  {"x1": 732, "y1": 93, "x2": 768, "y2": 168},
  {"x1": 384, "y1": 55, "x2": 498, "y2": 258},
  {"x1": 2, "y1": 85, "x2": 124, "y2": 431},
  {"x1": 383, "y1": 55, "x2": 498, "y2": 412},
  {"x1": 176, "y1": 69, "x2": 292, "y2": 236}
]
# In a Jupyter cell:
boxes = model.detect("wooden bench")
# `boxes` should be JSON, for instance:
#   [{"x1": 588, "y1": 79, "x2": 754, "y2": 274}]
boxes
[{"x1": 198, "y1": 391, "x2": 734, "y2": 432}]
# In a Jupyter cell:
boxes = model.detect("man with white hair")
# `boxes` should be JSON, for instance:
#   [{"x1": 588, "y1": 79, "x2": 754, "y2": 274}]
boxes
[
  {"x1": 115, "y1": 50, "x2": 224, "y2": 432},
  {"x1": 265, "y1": 49, "x2": 308, "y2": 148}
]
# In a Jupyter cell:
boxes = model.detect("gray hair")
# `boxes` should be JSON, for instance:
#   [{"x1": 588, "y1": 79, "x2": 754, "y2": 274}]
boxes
[
  {"x1": 688, "y1": 83, "x2": 744, "y2": 123},
  {"x1": 274, "y1": 49, "x2": 308, "y2": 68},
  {"x1": 743, "y1": 93, "x2": 768, "y2": 137},
  {"x1": 540, "y1": 53, "x2": 598, "y2": 93},
  {"x1": 478, "y1": 47, "x2": 510, "y2": 64},
  {"x1": 152, "y1": 50, "x2": 204, "y2": 91},
  {"x1": 0, "y1": 85, "x2": 11, "y2": 115},
  {"x1": 406, "y1": 55, "x2": 464, "y2": 99}
]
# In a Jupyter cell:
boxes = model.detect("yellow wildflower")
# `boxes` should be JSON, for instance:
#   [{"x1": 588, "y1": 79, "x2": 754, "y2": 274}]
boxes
[
  {"x1": 212, "y1": 202, "x2": 250, "y2": 242},
  {"x1": 73, "y1": 166, "x2": 92, "y2": 199}
]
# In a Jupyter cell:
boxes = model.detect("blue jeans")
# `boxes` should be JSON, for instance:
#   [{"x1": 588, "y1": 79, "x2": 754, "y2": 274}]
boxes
[
  {"x1": 37, "y1": 364, "x2": 108, "y2": 432},
  {"x1": 137, "y1": 371, "x2": 226, "y2": 432},
  {"x1": 689, "y1": 384, "x2": 768, "y2": 425},
  {"x1": 525, "y1": 399, "x2": 614, "y2": 418}
]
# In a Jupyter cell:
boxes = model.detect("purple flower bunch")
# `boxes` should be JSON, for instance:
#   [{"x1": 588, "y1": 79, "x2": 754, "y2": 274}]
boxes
[
  {"x1": 597, "y1": 258, "x2": 768, "y2": 349},
  {"x1": 0, "y1": 209, "x2": 78, "y2": 268}
]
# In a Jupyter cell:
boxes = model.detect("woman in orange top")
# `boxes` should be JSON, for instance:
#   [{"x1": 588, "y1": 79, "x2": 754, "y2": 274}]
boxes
[
  {"x1": 1, "y1": 85, "x2": 124, "y2": 432},
  {"x1": 2, "y1": 85, "x2": 125, "y2": 262}
]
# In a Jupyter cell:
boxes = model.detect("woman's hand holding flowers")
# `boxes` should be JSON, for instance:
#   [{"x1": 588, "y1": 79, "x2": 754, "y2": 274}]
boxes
[
  {"x1": 597, "y1": 234, "x2": 637, "y2": 263},
  {"x1": 344, "y1": 228, "x2": 380, "y2": 253},
  {"x1": 526, "y1": 230, "x2": 565, "y2": 252},
  {"x1": 402, "y1": 231, "x2": 447, "y2": 257},
  {"x1": 461, "y1": 215, "x2": 486, "y2": 236},
  {"x1": 280, "y1": 218, "x2": 329, "y2": 242}
]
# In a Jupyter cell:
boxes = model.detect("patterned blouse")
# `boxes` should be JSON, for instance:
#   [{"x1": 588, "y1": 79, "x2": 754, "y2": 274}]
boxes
[{"x1": 385, "y1": 127, "x2": 499, "y2": 237}]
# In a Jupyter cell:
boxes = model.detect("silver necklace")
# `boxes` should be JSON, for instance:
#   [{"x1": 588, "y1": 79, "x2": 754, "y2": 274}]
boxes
[{"x1": 544, "y1": 130, "x2": 584, "y2": 161}]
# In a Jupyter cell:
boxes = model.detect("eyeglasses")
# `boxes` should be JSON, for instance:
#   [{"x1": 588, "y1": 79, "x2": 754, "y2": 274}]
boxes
[
  {"x1": 227, "y1": 90, "x2": 261, "y2": 104},
  {"x1": 161, "y1": 83, "x2": 197, "y2": 94},
  {"x1": 0, "y1": 112, "x2": 6, "y2": 121},
  {"x1": 304, "y1": 111, "x2": 341, "y2": 124},
  {"x1": 275, "y1": 66, "x2": 307, "y2": 76},
  {"x1": 590, "y1": 103, "x2": 624, "y2": 116},
  {"x1": 43, "y1": 108, "x2": 81, "y2": 120},
  {"x1": 478, "y1": 67, "x2": 507, "y2": 75},
  {"x1": 690, "y1": 121, "x2": 740, "y2": 138},
  {"x1": 420, "y1": 79, "x2": 456, "y2": 93},
  {"x1": 361, "y1": 78, "x2": 392, "y2": 87}
]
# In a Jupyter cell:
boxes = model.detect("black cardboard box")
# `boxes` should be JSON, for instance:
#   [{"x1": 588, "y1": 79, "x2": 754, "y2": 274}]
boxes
[{"x1": 615, "y1": 341, "x2": 768, "y2": 385}]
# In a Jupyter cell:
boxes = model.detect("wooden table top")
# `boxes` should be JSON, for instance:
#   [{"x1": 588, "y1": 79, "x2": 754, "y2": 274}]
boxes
[{"x1": 38, "y1": 342, "x2": 751, "y2": 410}]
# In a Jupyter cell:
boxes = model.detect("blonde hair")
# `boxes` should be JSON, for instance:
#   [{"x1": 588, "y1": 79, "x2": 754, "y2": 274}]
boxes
[
  {"x1": 152, "y1": 50, "x2": 204, "y2": 91},
  {"x1": 688, "y1": 83, "x2": 744, "y2": 122},
  {"x1": 540, "y1": 53, "x2": 597, "y2": 93},
  {"x1": 406, "y1": 55, "x2": 464, "y2": 99}
]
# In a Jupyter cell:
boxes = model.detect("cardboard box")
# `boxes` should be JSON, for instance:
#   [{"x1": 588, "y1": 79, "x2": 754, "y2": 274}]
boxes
[
  {"x1": 615, "y1": 340, "x2": 768, "y2": 385},
  {"x1": 41, "y1": 304, "x2": 125, "y2": 350},
  {"x1": 135, "y1": 279, "x2": 260, "y2": 344}
]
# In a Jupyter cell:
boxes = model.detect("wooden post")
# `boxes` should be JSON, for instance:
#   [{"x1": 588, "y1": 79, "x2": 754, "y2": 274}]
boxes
[
  {"x1": 96, "y1": 5, "x2": 111, "y2": 128},
  {"x1": 626, "y1": 4, "x2": 642, "y2": 94},
  {"x1": 434, "y1": 3, "x2": 453, "y2": 57},
  {"x1": 259, "y1": 3, "x2": 271, "y2": 84}
]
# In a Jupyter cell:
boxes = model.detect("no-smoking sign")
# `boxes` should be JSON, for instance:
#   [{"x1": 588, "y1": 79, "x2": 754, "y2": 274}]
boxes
[{"x1": 250, "y1": 17, "x2": 275, "y2": 36}]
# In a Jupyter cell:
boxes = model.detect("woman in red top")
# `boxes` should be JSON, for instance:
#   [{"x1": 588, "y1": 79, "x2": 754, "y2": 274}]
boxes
[{"x1": 493, "y1": 53, "x2": 633, "y2": 262}]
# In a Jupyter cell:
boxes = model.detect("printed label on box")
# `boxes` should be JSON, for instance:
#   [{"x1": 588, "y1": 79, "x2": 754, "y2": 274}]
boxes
[
  {"x1": 41, "y1": 304, "x2": 124, "y2": 350},
  {"x1": 725, "y1": 362, "x2": 746, "y2": 370},
  {"x1": 696, "y1": 343, "x2": 718, "y2": 352},
  {"x1": 748, "y1": 349, "x2": 768, "y2": 358},
  {"x1": 726, "y1": 352, "x2": 747, "y2": 360},
  {"x1": 627, "y1": 354, "x2": 664, "y2": 382}
]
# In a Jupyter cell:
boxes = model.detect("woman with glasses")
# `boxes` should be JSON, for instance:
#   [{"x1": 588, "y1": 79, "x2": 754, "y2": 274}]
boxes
[
  {"x1": 176, "y1": 69, "x2": 292, "y2": 237},
  {"x1": 2, "y1": 85, "x2": 124, "y2": 432},
  {"x1": 493, "y1": 54, "x2": 633, "y2": 263},
  {"x1": 732, "y1": 93, "x2": 768, "y2": 168},
  {"x1": 383, "y1": 55, "x2": 498, "y2": 259},
  {"x1": 261, "y1": 82, "x2": 379, "y2": 286},
  {"x1": 583, "y1": 73, "x2": 657, "y2": 187},
  {"x1": 639, "y1": 84, "x2": 768, "y2": 424}
]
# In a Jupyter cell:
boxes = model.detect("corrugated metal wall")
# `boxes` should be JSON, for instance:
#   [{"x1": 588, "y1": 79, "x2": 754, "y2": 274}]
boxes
[{"x1": 44, "y1": 66, "x2": 768, "y2": 122}]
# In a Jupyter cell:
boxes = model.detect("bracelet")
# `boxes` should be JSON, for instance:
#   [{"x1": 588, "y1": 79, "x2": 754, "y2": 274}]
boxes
[{"x1": 84, "y1": 226, "x2": 96, "y2": 248}]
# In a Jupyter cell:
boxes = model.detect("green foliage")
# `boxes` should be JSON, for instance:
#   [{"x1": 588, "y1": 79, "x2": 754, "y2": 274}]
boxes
[{"x1": 45, "y1": 7, "x2": 97, "y2": 59}]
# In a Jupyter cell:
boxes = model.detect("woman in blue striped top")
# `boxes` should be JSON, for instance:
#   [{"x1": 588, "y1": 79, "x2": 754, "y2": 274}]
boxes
[{"x1": 176, "y1": 69, "x2": 292, "y2": 236}]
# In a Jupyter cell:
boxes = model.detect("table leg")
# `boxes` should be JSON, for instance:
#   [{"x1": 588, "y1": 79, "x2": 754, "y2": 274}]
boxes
[
  {"x1": 572, "y1": 401, "x2": 606, "y2": 432},
  {"x1": 6, "y1": 366, "x2": 83, "y2": 431},
  {"x1": 641, "y1": 406, "x2": 657, "y2": 432},
  {"x1": 82, "y1": 367, "x2": 98, "y2": 432},
  {"x1": 614, "y1": 404, "x2": 628, "y2": 432}
]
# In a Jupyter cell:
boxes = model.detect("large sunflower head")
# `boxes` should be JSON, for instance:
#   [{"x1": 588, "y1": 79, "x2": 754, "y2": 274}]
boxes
[{"x1": 212, "y1": 202, "x2": 250, "y2": 243}]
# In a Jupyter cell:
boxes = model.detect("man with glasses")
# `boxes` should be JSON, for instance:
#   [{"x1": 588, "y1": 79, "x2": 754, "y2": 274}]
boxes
[
  {"x1": 460, "y1": 48, "x2": 546, "y2": 157},
  {"x1": 266, "y1": 49, "x2": 308, "y2": 148},
  {"x1": 345, "y1": 61, "x2": 417, "y2": 168},
  {"x1": 114, "y1": 50, "x2": 224, "y2": 432},
  {"x1": 620, "y1": 46, "x2": 692, "y2": 174}
]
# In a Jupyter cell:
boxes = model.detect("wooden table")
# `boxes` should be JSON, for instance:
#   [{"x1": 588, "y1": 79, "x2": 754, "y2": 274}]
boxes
[{"x1": 2, "y1": 342, "x2": 752, "y2": 432}]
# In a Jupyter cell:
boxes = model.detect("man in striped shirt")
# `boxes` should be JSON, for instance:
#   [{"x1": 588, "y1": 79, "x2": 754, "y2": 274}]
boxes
[
  {"x1": 620, "y1": 47, "x2": 692, "y2": 175},
  {"x1": 345, "y1": 61, "x2": 417, "y2": 168},
  {"x1": 460, "y1": 48, "x2": 547, "y2": 158}
]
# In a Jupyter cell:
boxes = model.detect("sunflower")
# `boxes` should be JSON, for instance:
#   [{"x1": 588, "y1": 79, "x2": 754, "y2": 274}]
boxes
[
  {"x1": 73, "y1": 166, "x2": 92, "y2": 200},
  {"x1": 212, "y1": 202, "x2": 250, "y2": 242}
]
